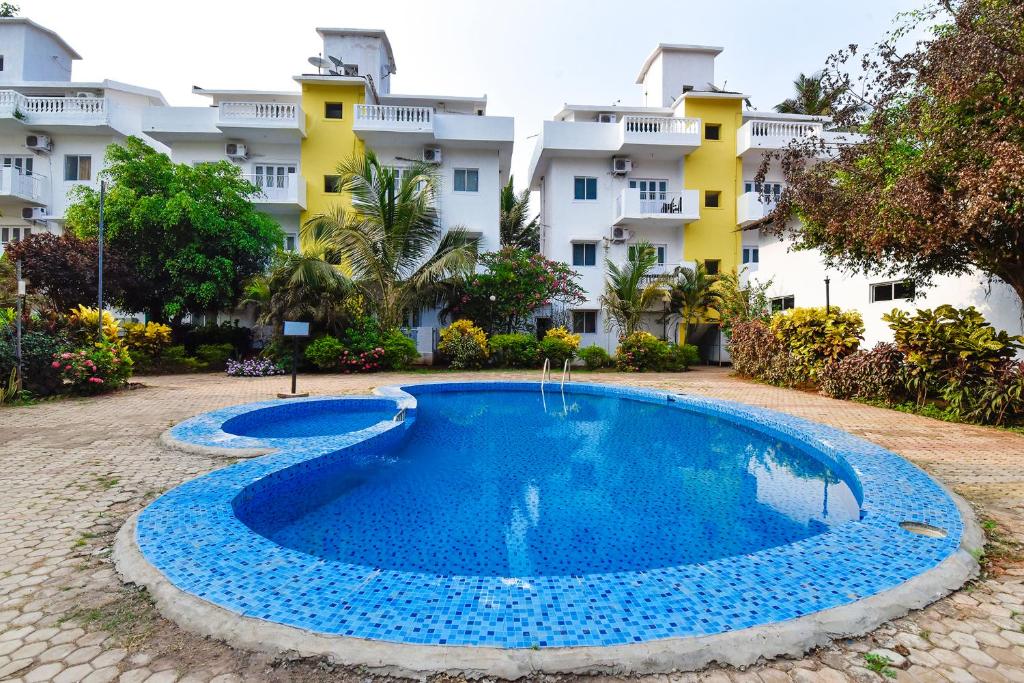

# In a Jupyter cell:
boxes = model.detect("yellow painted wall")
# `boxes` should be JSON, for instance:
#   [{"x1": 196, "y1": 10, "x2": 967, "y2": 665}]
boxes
[
  {"x1": 681, "y1": 96, "x2": 744, "y2": 276},
  {"x1": 299, "y1": 82, "x2": 366, "y2": 228}
]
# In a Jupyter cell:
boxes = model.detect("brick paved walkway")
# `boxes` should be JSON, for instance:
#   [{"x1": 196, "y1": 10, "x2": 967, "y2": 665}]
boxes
[{"x1": 1, "y1": 367, "x2": 1022, "y2": 682}]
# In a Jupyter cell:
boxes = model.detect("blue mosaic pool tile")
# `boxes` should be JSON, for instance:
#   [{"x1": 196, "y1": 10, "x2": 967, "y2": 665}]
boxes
[{"x1": 136, "y1": 381, "x2": 965, "y2": 649}]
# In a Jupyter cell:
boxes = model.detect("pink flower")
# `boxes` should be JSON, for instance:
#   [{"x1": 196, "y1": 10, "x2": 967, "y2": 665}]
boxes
[
  {"x1": 88, "y1": 377, "x2": 104, "y2": 384},
  {"x1": 52, "y1": 361, "x2": 61, "y2": 368},
  {"x1": 64, "y1": 365, "x2": 72, "y2": 371}
]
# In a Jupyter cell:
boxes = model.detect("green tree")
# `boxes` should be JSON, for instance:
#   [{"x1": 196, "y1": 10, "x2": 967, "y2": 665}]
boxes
[
  {"x1": 499, "y1": 177, "x2": 540, "y2": 252},
  {"x1": 302, "y1": 150, "x2": 478, "y2": 331},
  {"x1": 599, "y1": 241, "x2": 667, "y2": 337},
  {"x1": 714, "y1": 268, "x2": 773, "y2": 336},
  {"x1": 0, "y1": 3, "x2": 18, "y2": 17},
  {"x1": 65, "y1": 137, "x2": 282, "y2": 322},
  {"x1": 665, "y1": 261, "x2": 723, "y2": 344},
  {"x1": 773, "y1": 72, "x2": 849, "y2": 116},
  {"x1": 763, "y1": 0, "x2": 1024, "y2": 314}
]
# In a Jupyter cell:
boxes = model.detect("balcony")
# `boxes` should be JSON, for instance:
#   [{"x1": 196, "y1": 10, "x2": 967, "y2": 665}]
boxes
[
  {"x1": 613, "y1": 189, "x2": 700, "y2": 228},
  {"x1": 0, "y1": 90, "x2": 108, "y2": 130},
  {"x1": 215, "y1": 101, "x2": 305, "y2": 141},
  {"x1": 620, "y1": 115, "x2": 702, "y2": 154},
  {"x1": 737, "y1": 191, "x2": 780, "y2": 227},
  {"x1": 0, "y1": 168, "x2": 46, "y2": 205},
  {"x1": 736, "y1": 119, "x2": 823, "y2": 157},
  {"x1": 353, "y1": 104, "x2": 435, "y2": 144},
  {"x1": 242, "y1": 173, "x2": 306, "y2": 212}
]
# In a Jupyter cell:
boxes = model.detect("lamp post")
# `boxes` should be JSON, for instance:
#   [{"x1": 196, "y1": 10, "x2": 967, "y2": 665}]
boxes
[
  {"x1": 488, "y1": 294, "x2": 497, "y2": 334},
  {"x1": 15, "y1": 259, "x2": 24, "y2": 390},
  {"x1": 97, "y1": 181, "x2": 105, "y2": 339},
  {"x1": 824, "y1": 276, "x2": 831, "y2": 316}
]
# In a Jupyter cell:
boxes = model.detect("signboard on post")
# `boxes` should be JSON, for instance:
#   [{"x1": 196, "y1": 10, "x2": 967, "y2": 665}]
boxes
[{"x1": 279, "y1": 321, "x2": 311, "y2": 398}]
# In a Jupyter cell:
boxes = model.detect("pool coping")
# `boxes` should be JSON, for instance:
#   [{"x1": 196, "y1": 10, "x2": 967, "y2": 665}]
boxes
[{"x1": 116, "y1": 381, "x2": 983, "y2": 676}]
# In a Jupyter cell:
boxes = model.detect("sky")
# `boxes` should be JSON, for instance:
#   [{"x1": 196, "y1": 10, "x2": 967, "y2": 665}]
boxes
[{"x1": 22, "y1": 0, "x2": 921, "y2": 184}]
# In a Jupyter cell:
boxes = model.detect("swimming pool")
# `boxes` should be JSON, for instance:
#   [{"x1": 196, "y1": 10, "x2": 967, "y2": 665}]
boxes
[{"x1": 123, "y1": 382, "x2": 974, "y2": 674}]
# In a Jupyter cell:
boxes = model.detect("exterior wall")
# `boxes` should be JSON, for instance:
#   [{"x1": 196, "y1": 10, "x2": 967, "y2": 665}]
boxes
[
  {"x1": 680, "y1": 96, "x2": 744, "y2": 281},
  {"x1": 22, "y1": 28, "x2": 74, "y2": 82},
  {"x1": 754, "y1": 230, "x2": 1024, "y2": 345},
  {"x1": 0, "y1": 24, "x2": 28, "y2": 83},
  {"x1": 643, "y1": 51, "x2": 716, "y2": 107},
  {"x1": 299, "y1": 82, "x2": 365, "y2": 227}
]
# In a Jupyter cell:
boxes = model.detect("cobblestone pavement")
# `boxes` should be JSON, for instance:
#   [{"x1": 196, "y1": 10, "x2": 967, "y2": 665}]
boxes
[{"x1": 1, "y1": 368, "x2": 1023, "y2": 683}]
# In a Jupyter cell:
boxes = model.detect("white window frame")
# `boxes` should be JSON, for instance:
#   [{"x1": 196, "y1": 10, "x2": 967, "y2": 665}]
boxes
[
  {"x1": 628, "y1": 243, "x2": 667, "y2": 266},
  {"x1": 571, "y1": 241, "x2": 598, "y2": 267},
  {"x1": 1, "y1": 226, "x2": 30, "y2": 245},
  {"x1": 254, "y1": 163, "x2": 296, "y2": 190},
  {"x1": 870, "y1": 280, "x2": 915, "y2": 303},
  {"x1": 453, "y1": 168, "x2": 479, "y2": 193},
  {"x1": 283, "y1": 233, "x2": 297, "y2": 252},
  {"x1": 573, "y1": 176, "x2": 598, "y2": 201},
  {"x1": 2, "y1": 156, "x2": 33, "y2": 176},
  {"x1": 64, "y1": 154, "x2": 92, "y2": 182},
  {"x1": 770, "y1": 295, "x2": 795, "y2": 312},
  {"x1": 742, "y1": 246, "x2": 759, "y2": 264},
  {"x1": 572, "y1": 310, "x2": 598, "y2": 335}
]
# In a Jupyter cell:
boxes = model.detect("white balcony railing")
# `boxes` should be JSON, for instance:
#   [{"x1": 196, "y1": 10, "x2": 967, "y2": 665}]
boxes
[
  {"x1": 737, "y1": 119, "x2": 824, "y2": 155},
  {"x1": 0, "y1": 90, "x2": 107, "y2": 124},
  {"x1": 218, "y1": 101, "x2": 301, "y2": 124},
  {"x1": 242, "y1": 173, "x2": 305, "y2": 207},
  {"x1": 614, "y1": 188, "x2": 700, "y2": 224},
  {"x1": 737, "y1": 190, "x2": 781, "y2": 226},
  {"x1": 639, "y1": 262, "x2": 697, "y2": 282},
  {"x1": 0, "y1": 167, "x2": 47, "y2": 203},
  {"x1": 622, "y1": 115, "x2": 700, "y2": 136},
  {"x1": 353, "y1": 104, "x2": 434, "y2": 131}
]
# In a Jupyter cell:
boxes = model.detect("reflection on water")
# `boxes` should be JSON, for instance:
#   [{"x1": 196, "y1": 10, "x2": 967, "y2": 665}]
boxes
[{"x1": 240, "y1": 390, "x2": 862, "y2": 576}]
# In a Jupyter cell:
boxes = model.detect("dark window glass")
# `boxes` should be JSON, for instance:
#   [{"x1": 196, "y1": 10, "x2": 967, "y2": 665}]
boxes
[
  {"x1": 872, "y1": 284, "x2": 894, "y2": 302},
  {"x1": 705, "y1": 259, "x2": 720, "y2": 276},
  {"x1": 572, "y1": 242, "x2": 596, "y2": 266},
  {"x1": 771, "y1": 295, "x2": 795, "y2": 312},
  {"x1": 705, "y1": 191, "x2": 720, "y2": 208},
  {"x1": 574, "y1": 176, "x2": 597, "y2": 200},
  {"x1": 893, "y1": 280, "x2": 915, "y2": 300},
  {"x1": 323, "y1": 175, "x2": 341, "y2": 193},
  {"x1": 325, "y1": 102, "x2": 344, "y2": 119},
  {"x1": 705, "y1": 123, "x2": 721, "y2": 140},
  {"x1": 573, "y1": 311, "x2": 597, "y2": 334}
]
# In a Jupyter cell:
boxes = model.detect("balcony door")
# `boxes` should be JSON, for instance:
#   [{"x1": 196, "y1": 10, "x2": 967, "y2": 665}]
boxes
[
  {"x1": 2, "y1": 156, "x2": 34, "y2": 176},
  {"x1": 253, "y1": 164, "x2": 295, "y2": 190},
  {"x1": 629, "y1": 178, "x2": 667, "y2": 213}
]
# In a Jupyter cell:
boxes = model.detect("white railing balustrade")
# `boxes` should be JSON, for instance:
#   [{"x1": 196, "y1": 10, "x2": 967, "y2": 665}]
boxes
[
  {"x1": 0, "y1": 90, "x2": 107, "y2": 122},
  {"x1": 746, "y1": 120, "x2": 822, "y2": 139},
  {"x1": 617, "y1": 188, "x2": 696, "y2": 220},
  {"x1": 354, "y1": 104, "x2": 434, "y2": 128},
  {"x1": 242, "y1": 173, "x2": 299, "y2": 203},
  {"x1": 0, "y1": 167, "x2": 46, "y2": 203},
  {"x1": 622, "y1": 115, "x2": 700, "y2": 136},
  {"x1": 219, "y1": 101, "x2": 299, "y2": 122}
]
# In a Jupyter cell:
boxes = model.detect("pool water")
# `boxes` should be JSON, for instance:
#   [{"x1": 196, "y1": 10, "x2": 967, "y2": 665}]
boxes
[
  {"x1": 239, "y1": 389, "x2": 860, "y2": 576},
  {"x1": 222, "y1": 399, "x2": 394, "y2": 439}
]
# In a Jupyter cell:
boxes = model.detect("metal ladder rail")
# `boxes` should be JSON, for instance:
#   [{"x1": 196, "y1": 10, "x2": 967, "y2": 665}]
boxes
[
  {"x1": 541, "y1": 358, "x2": 551, "y2": 389},
  {"x1": 560, "y1": 358, "x2": 571, "y2": 390}
]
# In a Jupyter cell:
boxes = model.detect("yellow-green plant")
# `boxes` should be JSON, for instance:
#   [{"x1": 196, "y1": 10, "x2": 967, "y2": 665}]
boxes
[
  {"x1": 769, "y1": 307, "x2": 863, "y2": 379},
  {"x1": 0, "y1": 367, "x2": 19, "y2": 403},
  {"x1": 544, "y1": 326, "x2": 580, "y2": 350},
  {"x1": 540, "y1": 326, "x2": 581, "y2": 366},
  {"x1": 438, "y1": 320, "x2": 489, "y2": 369},
  {"x1": 67, "y1": 305, "x2": 120, "y2": 343},
  {"x1": 123, "y1": 321, "x2": 173, "y2": 357}
]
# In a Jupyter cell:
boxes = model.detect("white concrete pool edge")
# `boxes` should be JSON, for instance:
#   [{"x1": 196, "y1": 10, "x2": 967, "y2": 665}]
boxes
[{"x1": 113, "y1": 490, "x2": 983, "y2": 679}]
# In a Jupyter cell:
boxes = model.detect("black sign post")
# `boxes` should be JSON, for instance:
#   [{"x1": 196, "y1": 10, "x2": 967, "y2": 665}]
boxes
[{"x1": 279, "y1": 321, "x2": 310, "y2": 398}]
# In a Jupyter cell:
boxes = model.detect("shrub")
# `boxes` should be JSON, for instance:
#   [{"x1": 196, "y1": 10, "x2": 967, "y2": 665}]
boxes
[
  {"x1": 53, "y1": 343, "x2": 133, "y2": 394},
  {"x1": 226, "y1": 357, "x2": 285, "y2": 377},
  {"x1": 0, "y1": 330, "x2": 68, "y2": 396},
  {"x1": 196, "y1": 343, "x2": 234, "y2": 370},
  {"x1": 662, "y1": 343, "x2": 700, "y2": 371},
  {"x1": 66, "y1": 305, "x2": 120, "y2": 344},
  {"x1": 885, "y1": 305, "x2": 1024, "y2": 407},
  {"x1": 819, "y1": 343, "x2": 905, "y2": 402},
  {"x1": 381, "y1": 329, "x2": 420, "y2": 370},
  {"x1": 305, "y1": 335, "x2": 346, "y2": 371},
  {"x1": 342, "y1": 316, "x2": 384, "y2": 353},
  {"x1": 438, "y1": 320, "x2": 489, "y2": 369},
  {"x1": 539, "y1": 327, "x2": 580, "y2": 367},
  {"x1": 159, "y1": 345, "x2": 208, "y2": 372},
  {"x1": 579, "y1": 344, "x2": 611, "y2": 370},
  {"x1": 963, "y1": 361, "x2": 1024, "y2": 427},
  {"x1": 616, "y1": 331, "x2": 669, "y2": 372},
  {"x1": 339, "y1": 347, "x2": 386, "y2": 373},
  {"x1": 769, "y1": 307, "x2": 864, "y2": 379},
  {"x1": 490, "y1": 333, "x2": 541, "y2": 368},
  {"x1": 123, "y1": 321, "x2": 173, "y2": 357},
  {"x1": 728, "y1": 320, "x2": 806, "y2": 387},
  {"x1": 177, "y1": 321, "x2": 252, "y2": 357}
]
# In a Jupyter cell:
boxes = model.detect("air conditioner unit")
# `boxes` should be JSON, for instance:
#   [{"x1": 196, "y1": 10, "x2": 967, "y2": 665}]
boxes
[
  {"x1": 597, "y1": 113, "x2": 617, "y2": 124},
  {"x1": 341, "y1": 64, "x2": 359, "y2": 77},
  {"x1": 611, "y1": 157, "x2": 632, "y2": 175},
  {"x1": 225, "y1": 143, "x2": 248, "y2": 160},
  {"x1": 422, "y1": 147, "x2": 442, "y2": 164},
  {"x1": 22, "y1": 207, "x2": 47, "y2": 221},
  {"x1": 25, "y1": 135, "x2": 52, "y2": 152},
  {"x1": 610, "y1": 227, "x2": 633, "y2": 243},
  {"x1": 75, "y1": 91, "x2": 98, "y2": 98}
]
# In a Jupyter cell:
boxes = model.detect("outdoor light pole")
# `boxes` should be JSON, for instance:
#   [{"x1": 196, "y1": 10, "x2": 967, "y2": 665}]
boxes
[
  {"x1": 15, "y1": 259, "x2": 24, "y2": 388},
  {"x1": 97, "y1": 180, "x2": 106, "y2": 338},
  {"x1": 824, "y1": 276, "x2": 831, "y2": 315},
  {"x1": 488, "y1": 294, "x2": 496, "y2": 334}
]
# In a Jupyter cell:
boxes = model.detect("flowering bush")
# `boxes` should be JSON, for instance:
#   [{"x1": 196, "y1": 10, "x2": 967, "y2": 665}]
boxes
[
  {"x1": 53, "y1": 343, "x2": 133, "y2": 393},
  {"x1": 539, "y1": 326, "x2": 580, "y2": 366},
  {"x1": 67, "y1": 305, "x2": 120, "y2": 343},
  {"x1": 615, "y1": 331, "x2": 668, "y2": 372},
  {"x1": 381, "y1": 329, "x2": 420, "y2": 370},
  {"x1": 340, "y1": 347, "x2": 386, "y2": 373},
  {"x1": 447, "y1": 249, "x2": 585, "y2": 333},
  {"x1": 438, "y1": 320, "x2": 489, "y2": 369},
  {"x1": 225, "y1": 357, "x2": 285, "y2": 377}
]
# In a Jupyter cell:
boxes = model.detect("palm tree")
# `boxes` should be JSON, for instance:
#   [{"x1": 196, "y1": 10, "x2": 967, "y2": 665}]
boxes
[
  {"x1": 499, "y1": 177, "x2": 540, "y2": 252},
  {"x1": 666, "y1": 261, "x2": 723, "y2": 344},
  {"x1": 302, "y1": 151, "x2": 479, "y2": 331},
  {"x1": 774, "y1": 72, "x2": 846, "y2": 116},
  {"x1": 599, "y1": 242, "x2": 667, "y2": 337}
]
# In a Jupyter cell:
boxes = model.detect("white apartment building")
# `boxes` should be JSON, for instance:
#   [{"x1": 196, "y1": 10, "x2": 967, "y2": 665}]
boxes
[{"x1": 0, "y1": 18, "x2": 168, "y2": 254}]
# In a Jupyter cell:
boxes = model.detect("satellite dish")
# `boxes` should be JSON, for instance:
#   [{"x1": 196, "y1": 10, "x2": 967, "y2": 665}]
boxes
[
  {"x1": 327, "y1": 69, "x2": 341, "y2": 76},
  {"x1": 328, "y1": 55, "x2": 344, "y2": 67},
  {"x1": 308, "y1": 56, "x2": 330, "y2": 69}
]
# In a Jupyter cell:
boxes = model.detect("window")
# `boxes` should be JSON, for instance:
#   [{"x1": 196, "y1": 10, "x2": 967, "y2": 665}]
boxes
[
  {"x1": 64, "y1": 155, "x2": 92, "y2": 182},
  {"x1": 742, "y1": 247, "x2": 759, "y2": 264},
  {"x1": 323, "y1": 175, "x2": 341, "y2": 193},
  {"x1": 1, "y1": 227, "x2": 29, "y2": 245},
  {"x1": 628, "y1": 243, "x2": 666, "y2": 266},
  {"x1": 324, "y1": 102, "x2": 344, "y2": 119},
  {"x1": 744, "y1": 181, "x2": 783, "y2": 198},
  {"x1": 403, "y1": 308, "x2": 422, "y2": 328},
  {"x1": 704, "y1": 190, "x2": 721, "y2": 208},
  {"x1": 453, "y1": 168, "x2": 479, "y2": 192},
  {"x1": 283, "y1": 234, "x2": 297, "y2": 252},
  {"x1": 254, "y1": 164, "x2": 296, "y2": 190},
  {"x1": 871, "y1": 280, "x2": 915, "y2": 303},
  {"x1": 572, "y1": 310, "x2": 598, "y2": 335},
  {"x1": 2, "y1": 156, "x2": 33, "y2": 176},
  {"x1": 572, "y1": 242, "x2": 597, "y2": 266},
  {"x1": 0, "y1": 56, "x2": 4, "y2": 72},
  {"x1": 771, "y1": 295, "x2": 795, "y2": 312},
  {"x1": 704, "y1": 259, "x2": 721, "y2": 275},
  {"x1": 573, "y1": 176, "x2": 597, "y2": 201},
  {"x1": 704, "y1": 123, "x2": 721, "y2": 140}
]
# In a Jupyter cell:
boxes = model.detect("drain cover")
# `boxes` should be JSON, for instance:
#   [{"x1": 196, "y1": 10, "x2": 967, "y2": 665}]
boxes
[{"x1": 899, "y1": 521, "x2": 948, "y2": 538}]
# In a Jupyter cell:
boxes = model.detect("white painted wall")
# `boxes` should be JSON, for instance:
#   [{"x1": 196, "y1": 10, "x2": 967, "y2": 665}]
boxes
[
  {"x1": 641, "y1": 50, "x2": 717, "y2": 108},
  {"x1": 0, "y1": 21, "x2": 75, "y2": 84}
]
